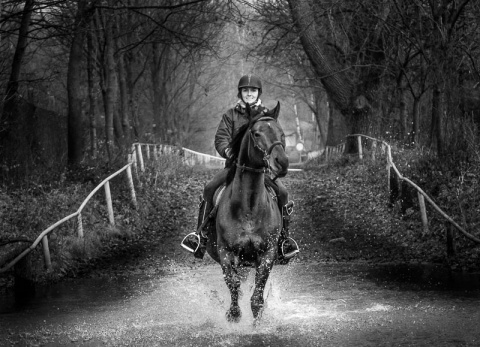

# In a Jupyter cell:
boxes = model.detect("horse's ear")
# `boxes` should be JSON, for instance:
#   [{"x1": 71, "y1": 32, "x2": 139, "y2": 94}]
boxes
[
  {"x1": 270, "y1": 101, "x2": 280, "y2": 120},
  {"x1": 245, "y1": 102, "x2": 252, "y2": 119}
]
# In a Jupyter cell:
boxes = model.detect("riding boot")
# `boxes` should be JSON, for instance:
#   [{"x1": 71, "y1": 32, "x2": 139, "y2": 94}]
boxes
[
  {"x1": 180, "y1": 197, "x2": 209, "y2": 259},
  {"x1": 278, "y1": 200, "x2": 300, "y2": 264}
]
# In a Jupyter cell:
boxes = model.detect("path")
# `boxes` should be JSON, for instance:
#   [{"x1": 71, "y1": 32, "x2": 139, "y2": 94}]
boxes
[{"x1": 0, "y1": 172, "x2": 479, "y2": 346}]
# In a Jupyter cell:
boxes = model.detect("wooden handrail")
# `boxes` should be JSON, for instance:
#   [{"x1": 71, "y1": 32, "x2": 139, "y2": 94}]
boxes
[
  {"x1": 0, "y1": 142, "x2": 222, "y2": 275},
  {"x1": 346, "y1": 134, "x2": 480, "y2": 244},
  {"x1": 0, "y1": 162, "x2": 137, "y2": 274}
]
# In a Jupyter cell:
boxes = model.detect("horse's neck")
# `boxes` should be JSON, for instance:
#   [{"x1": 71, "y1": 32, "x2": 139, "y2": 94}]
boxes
[
  {"x1": 232, "y1": 130, "x2": 268, "y2": 211},
  {"x1": 231, "y1": 171, "x2": 267, "y2": 211}
]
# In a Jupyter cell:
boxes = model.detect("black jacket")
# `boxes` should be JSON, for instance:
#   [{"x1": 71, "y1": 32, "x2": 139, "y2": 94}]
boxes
[{"x1": 214, "y1": 103, "x2": 268, "y2": 159}]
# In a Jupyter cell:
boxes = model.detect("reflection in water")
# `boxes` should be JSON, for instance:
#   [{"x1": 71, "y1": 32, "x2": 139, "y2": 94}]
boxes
[
  {"x1": 0, "y1": 262, "x2": 479, "y2": 346},
  {"x1": 1, "y1": 262, "x2": 480, "y2": 316},
  {"x1": 365, "y1": 263, "x2": 480, "y2": 292}
]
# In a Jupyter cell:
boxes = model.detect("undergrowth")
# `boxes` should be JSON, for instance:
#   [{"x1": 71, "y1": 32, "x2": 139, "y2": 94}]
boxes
[
  {"x1": 306, "y1": 140, "x2": 480, "y2": 271},
  {"x1": 0, "y1": 153, "x2": 206, "y2": 285}
]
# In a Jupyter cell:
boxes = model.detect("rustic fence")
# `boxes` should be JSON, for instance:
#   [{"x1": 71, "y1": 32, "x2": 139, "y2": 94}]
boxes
[
  {"x1": 0, "y1": 162, "x2": 137, "y2": 274},
  {"x1": 5, "y1": 136, "x2": 473, "y2": 275},
  {"x1": 346, "y1": 134, "x2": 480, "y2": 253},
  {"x1": 0, "y1": 143, "x2": 227, "y2": 275},
  {"x1": 306, "y1": 143, "x2": 346, "y2": 161}
]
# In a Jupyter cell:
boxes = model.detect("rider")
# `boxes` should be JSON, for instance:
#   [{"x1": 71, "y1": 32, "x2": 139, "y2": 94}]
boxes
[{"x1": 181, "y1": 74, "x2": 299, "y2": 263}]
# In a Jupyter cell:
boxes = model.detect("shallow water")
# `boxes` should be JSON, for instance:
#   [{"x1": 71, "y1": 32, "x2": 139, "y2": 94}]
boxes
[{"x1": 1, "y1": 262, "x2": 479, "y2": 346}]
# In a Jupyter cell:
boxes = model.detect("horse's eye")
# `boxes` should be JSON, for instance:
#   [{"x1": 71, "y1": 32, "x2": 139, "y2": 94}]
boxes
[{"x1": 254, "y1": 132, "x2": 261, "y2": 138}]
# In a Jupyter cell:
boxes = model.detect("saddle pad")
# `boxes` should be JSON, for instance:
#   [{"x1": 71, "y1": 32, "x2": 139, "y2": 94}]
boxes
[
  {"x1": 213, "y1": 184, "x2": 226, "y2": 207},
  {"x1": 213, "y1": 184, "x2": 277, "y2": 208}
]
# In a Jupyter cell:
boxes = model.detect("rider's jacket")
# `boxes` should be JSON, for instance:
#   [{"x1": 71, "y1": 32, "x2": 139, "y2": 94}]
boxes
[{"x1": 214, "y1": 102, "x2": 268, "y2": 159}]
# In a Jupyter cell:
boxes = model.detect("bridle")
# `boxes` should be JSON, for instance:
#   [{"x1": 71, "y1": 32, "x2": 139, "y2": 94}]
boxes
[{"x1": 236, "y1": 116, "x2": 285, "y2": 176}]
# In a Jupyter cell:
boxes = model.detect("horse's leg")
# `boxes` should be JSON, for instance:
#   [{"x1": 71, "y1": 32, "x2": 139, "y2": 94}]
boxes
[
  {"x1": 251, "y1": 253, "x2": 275, "y2": 320},
  {"x1": 220, "y1": 251, "x2": 241, "y2": 322}
]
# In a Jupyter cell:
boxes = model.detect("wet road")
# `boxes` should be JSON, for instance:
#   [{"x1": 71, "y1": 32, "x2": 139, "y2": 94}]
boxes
[{"x1": 1, "y1": 261, "x2": 480, "y2": 346}]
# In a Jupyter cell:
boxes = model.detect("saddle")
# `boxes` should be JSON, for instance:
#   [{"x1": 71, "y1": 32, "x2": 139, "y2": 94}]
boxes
[{"x1": 212, "y1": 183, "x2": 278, "y2": 210}]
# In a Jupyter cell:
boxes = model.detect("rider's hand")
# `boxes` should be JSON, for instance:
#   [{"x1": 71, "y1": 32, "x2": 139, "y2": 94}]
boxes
[{"x1": 225, "y1": 148, "x2": 232, "y2": 159}]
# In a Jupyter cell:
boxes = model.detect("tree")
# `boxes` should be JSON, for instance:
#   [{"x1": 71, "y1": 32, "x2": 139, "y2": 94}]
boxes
[
  {"x1": 67, "y1": 0, "x2": 96, "y2": 165},
  {"x1": 0, "y1": 0, "x2": 35, "y2": 177}
]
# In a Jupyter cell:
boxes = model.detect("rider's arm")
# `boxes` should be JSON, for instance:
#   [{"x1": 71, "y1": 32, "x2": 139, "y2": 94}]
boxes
[{"x1": 214, "y1": 110, "x2": 234, "y2": 159}]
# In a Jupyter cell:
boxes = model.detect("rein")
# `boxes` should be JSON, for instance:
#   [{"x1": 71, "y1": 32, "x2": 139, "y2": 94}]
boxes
[{"x1": 236, "y1": 117, "x2": 284, "y2": 175}]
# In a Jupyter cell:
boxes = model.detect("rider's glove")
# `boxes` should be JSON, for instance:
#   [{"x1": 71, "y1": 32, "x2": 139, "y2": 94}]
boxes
[{"x1": 225, "y1": 148, "x2": 232, "y2": 159}]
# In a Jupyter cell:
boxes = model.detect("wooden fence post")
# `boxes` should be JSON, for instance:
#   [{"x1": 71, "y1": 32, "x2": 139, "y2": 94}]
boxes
[
  {"x1": 130, "y1": 151, "x2": 138, "y2": 176},
  {"x1": 42, "y1": 235, "x2": 52, "y2": 271},
  {"x1": 388, "y1": 166, "x2": 400, "y2": 207},
  {"x1": 146, "y1": 145, "x2": 150, "y2": 160},
  {"x1": 387, "y1": 162, "x2": 391, "y2": 196},
  {"x1": 126, "y1": 165, "x2": 137, "y2": 209},
  {"x1": 104, "y1": 181, "x2": 115, "y2": 226},
  {"x1": 371, "y1": 141, "x2": 377, "y2": 161},
  {"x1": 417, "y1": 192, "x2": 429, "y2": 234},
  {"x1": 77, "y1": 213, "x2": 84, "y2": 238},
  {"x1": 137, "y1": 144, "x2": 145, "y2": 172},
  {"x1": 357, "y1": 136, "x2": 363, "y2": 159}
]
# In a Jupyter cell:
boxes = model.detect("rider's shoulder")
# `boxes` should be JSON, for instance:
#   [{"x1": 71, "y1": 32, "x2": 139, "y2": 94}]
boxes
[{"x1": 231, "y1": 104, "x2": 246, "y2": 116}]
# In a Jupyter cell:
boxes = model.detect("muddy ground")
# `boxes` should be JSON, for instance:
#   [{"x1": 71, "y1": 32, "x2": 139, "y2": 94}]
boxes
[{"x1": 0, "y1": 168, "x2": 479, "y2": 346}]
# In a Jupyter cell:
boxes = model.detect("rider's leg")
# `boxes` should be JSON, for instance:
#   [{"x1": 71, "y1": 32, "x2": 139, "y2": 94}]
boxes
[
  {"x1": 181, "y1": 169, "x2": 228, "y2": 258},
  {"x1": 276, "y1": 180, "x2": 299, "y2": 262}
]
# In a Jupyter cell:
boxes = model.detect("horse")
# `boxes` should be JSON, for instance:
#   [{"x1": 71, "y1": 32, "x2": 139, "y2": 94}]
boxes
[{"x1": 205, "y1": 102, "x2": 289, "y2": 322}]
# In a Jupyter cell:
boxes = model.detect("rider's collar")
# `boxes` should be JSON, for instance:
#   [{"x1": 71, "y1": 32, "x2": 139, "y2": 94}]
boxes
[{"x1": 235, "y1": 99, "x2": 262, "y2": 113}]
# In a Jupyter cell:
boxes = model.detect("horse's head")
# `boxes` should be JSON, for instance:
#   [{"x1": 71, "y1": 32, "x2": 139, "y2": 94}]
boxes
[{"x1": 244, "y1": 102, "x2": 289, "y2": 177}]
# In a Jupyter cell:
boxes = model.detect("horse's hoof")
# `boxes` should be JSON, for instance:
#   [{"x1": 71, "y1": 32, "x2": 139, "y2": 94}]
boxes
[
  {"x1": 253, "y1": 317, "x2": 262, "y2": 328},
  {"x1": 226, "y1": 307, "x2": 242, "y2": 323},
  {"x1": 251, "y1": 302, "x2": 264, "y2": 320},
  {"x1": 238, "y1": 288, "x2": 243, "y2": 298}
]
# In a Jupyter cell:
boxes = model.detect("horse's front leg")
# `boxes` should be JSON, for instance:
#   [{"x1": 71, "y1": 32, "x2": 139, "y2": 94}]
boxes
[
  {"x1": 251, "y1": 250, "x2": 275, "y2": 320},
  {"x1": 220, "y1": 250, "x2": 241, "y2": 322}
]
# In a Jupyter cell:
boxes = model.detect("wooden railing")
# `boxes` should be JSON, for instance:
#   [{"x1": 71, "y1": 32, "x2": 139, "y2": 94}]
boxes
[
  {"x1": 8, "y1": 136, "x2": 472, "y2": 275},
  {"x1": 0, "y1": 142, "x2": 227, "y2": 275},
  {"x1": 0, "y1": 162, "x2": 137, "y2": 274},
  {"x1": 347, "y1": 134, "x2": 480, "y2": 248},
  {"x1": 306, "y1": 144, "x2": 346, "y2": 161}
]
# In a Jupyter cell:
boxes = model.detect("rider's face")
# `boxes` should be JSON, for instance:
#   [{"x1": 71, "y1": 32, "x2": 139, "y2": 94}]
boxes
[{"x1": 241, "y1": 87, "x2": 259, "y2": 105}]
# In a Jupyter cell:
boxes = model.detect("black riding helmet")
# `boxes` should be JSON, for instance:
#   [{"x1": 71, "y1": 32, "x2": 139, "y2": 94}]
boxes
[{"x1": 237, "y1": 74, "x2": 262, "y2": 100}]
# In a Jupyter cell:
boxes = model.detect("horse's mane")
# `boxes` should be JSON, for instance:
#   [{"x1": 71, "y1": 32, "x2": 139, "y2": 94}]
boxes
[{"x1": 226, "y1": 109, "x2": 270, "y2": 185}]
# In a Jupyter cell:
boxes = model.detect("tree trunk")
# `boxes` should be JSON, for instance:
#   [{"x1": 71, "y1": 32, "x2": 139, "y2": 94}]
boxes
[
  {"x1": 103, "y1": 13, "x2": 117, "y2": 158},
  {"x1": 399, "y1": 85, "x2": 409, "y2": 141},
  {"x1": 87, "y1": 20, "x2": 97, "y2": 158},
  {"x1": 151, "y1": 43, "x2": 170, "y2": 142},
  {"x1": 67, "y1": 0, "x2": 94, "y2": 165},
  {"x1": 0, "y1": 0, "x2": 34, "y2": 177},
  {"x1": 411, "y1": 96, "x2": 420, "y2": 145},
  {"x1": 3, "y1": 0, "x2": 34, "y2": 109},
  {"x1": 287, "y1": 0, "x2": 354, "y2": 114},
  {"x1": 431, "y1": 87, "x2": 445, "y2": 156},
  {"x1": 125, "y1": 51, "x2": 140, "y2": 140},
  {"x1": 310, "y1": 87, "x2": 329, "y2": 150},
  {"x1": 117, "y1": 54, "x2": 130, "y2": 144}
]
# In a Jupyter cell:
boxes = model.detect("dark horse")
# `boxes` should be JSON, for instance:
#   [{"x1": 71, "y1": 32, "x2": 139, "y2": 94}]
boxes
[{"x1": 206, "y1": 102, "x2": 289, "y2": 322}]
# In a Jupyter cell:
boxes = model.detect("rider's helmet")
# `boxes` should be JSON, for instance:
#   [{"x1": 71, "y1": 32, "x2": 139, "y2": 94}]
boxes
[{"x1": 237, "y1": 74, "x2": 262, "y2": 100}]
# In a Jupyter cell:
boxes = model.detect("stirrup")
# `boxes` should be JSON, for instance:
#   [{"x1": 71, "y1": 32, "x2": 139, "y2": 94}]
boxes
[
  {"x1": 285, "y1": 200, "x2": 294, "y2": 215},
  {"x1": 281, "y1": 237, "x2": 299, "y2": 259},
  {"x1": 180, "y1": 232, "x2": 200, "y2": 253}
]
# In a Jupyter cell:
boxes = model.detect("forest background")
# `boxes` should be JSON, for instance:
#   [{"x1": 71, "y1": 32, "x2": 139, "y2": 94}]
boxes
[
  {"x1": 1, "y1": 0, "x2": 480, "y2": 180},
  {"x1": 1, "y1": 1, "x2": 480, "y2": 278}
]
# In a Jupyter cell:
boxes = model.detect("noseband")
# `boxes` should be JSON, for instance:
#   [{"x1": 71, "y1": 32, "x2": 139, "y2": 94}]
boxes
[{"x1": 236, "y1": 117, "x2": 285, "y2": 174}]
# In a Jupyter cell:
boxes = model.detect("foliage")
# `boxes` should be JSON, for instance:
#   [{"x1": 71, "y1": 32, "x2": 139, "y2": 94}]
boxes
[
  {"x1": 311, "y1": 138, "x2": 480, "y2": 271},
  {"x1": 0, "y1": 153, "x2": 209, "y2": 284}
]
